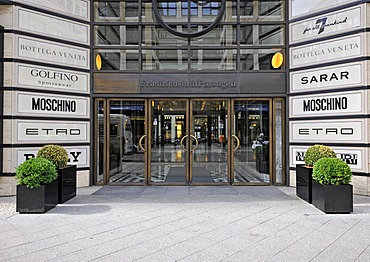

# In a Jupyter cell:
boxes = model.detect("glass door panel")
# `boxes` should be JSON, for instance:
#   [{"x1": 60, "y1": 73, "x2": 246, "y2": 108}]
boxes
[
  {"x1": 108, "y1": 100, "x2": 146, "y2": 183},
  {"x1": 150, "y1": 100, "x2": 188, "y2": 184},
  {"x1": 191, "y1": 100, "x2": 229, "y2": 183},
  {"x1": 233, "y1": 100, "x2": 270, "y2": 184}
]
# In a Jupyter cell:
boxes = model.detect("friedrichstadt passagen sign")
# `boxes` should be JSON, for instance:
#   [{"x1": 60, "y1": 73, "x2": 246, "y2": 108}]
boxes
[
  {"x1": 15, "y1": 92, "x2": 89, "y2": 118},
  {"x1": 140, "y1": 80, "x2": 237, "y2": 89},
  {"x1": 290, "y1": 62, "x2": 364, "y2": 93},
  {"x1": 290, "y1": 146, "x2": 366, "y2": 172},
  {"x1": 17, "y1": 8, "x2": 89, "y2": 45},
  {"x1": 14, "y1": 0, "x2": 89, "y2": 21},
  {"x1": 289, "y1": 90, "x2": 364, "y2": 118},
  {"x1": 290, "y1": 0, "x2": 358, "y2": 19},
  {"x1": 15, "y1": 146, "x2": 89, "y2": 168},
  {"x1": 15, "y1": 120, "x2": 89, "y2": 143},
  {"x1": 290, "y1": 119, "x2": 365, "y2": 143},
  {"x1": 15, "y1": 64, "x2": 89, "y2": 93},
  {"x1": 290, "y1": 34, "x2": 363, "y2": 68},
  {"x1": 290, "y1": 6, "x2": 362, "y2": 44},
  {"x1": 16, "y1": 36, "x2": 89, "y2": 69}
]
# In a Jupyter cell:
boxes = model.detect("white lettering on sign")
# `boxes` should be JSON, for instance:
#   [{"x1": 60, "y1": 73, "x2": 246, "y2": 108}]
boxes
[
  {"x1": 17, "y1": 8, "x2": 89, "y2": 45},
  {"x1": 290, "y1": 119, "x2": 365, "y2": 143},
  {"x1": 290, "y1": 34, "x2": 363, "y2": 68},
  {"x1": 290, "y1": 6, "x2": 362, "y2": 43},
  {"x1": 289, "y1": 91, "x2": 364, "y2": 118},
  {"x1": 17, "y1": 36, "x2": 89, "y2": 69},
  {"x1": 16, "y1": 64, "x2": 89, "y2": 93},
  {"x1": 290, "y1": 62, "x2": 364, "y2": 93}
]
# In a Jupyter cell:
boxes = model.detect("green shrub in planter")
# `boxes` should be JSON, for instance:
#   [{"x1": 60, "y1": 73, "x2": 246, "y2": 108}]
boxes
[
  {"x1": 15, "y1": 157, "x2": 57, "y2": 188},
  {"x1": 313, "y1": 157, "x2": 352, "y2": 186},
  {"x1": 304, "y1": 144, "x2": 336, "y2": 167},
  {"x1": 37, "y1": 144, "x2": 68, "y2": 169}
]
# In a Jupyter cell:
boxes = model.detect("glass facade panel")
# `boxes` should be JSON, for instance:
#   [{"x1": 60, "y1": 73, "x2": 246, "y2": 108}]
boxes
[
  {"x1": 191, "y1": 49, "x2": 236, "y2": 71},
  {"x1": 95, "y1": 26, "x2": 139, "y2": 46},
  {"x1": 191, "y1": 25, "x2": 237, "y2": 46},
  {"x1": 94, "y1": 1, "x2": 139, "y2": 22},
  {"x1": 142, "y1": 25, "x2": 188, "y2": 46},
  {"x1": 96, "y1": 100, "x2": 104, "y2": 183},
  {"x1": 240, "y1": 25, "x2": 284, "y2": 46},
  {"x1": 240, "y1": 0, "x2": 284, "y2": 21},
  {"x1": 274, "y1": 99, "x2": 283, "y2": 184},
  {"x1": 240, "y1": 49, "x2": 284, "y2": 70},
  {"x1": 95, "y1": 50, "x2": 139, "y2": 70},
  {"x1": 142, "y1": 49, "x2": 188, "y2": 71}
]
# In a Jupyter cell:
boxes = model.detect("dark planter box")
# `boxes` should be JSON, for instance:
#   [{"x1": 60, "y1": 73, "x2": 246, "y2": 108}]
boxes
[
  {"x1": 58, "y1": 165, "x2": 77, "y2": 204},
  {"x1": 312, "y1": 180, "x2": 353, "y2": 214},
  {"x1": 16, "y1": 180, "x2": 58, "y2": 213},
  {"x1": 296, "y1": 165, "x2": 313, "y2": 203}
]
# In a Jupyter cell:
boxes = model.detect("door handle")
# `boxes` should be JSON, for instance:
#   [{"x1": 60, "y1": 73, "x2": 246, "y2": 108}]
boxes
[
  {"x1": 190, "y1": 135, "x2": 199, "y2": 152},
  {"x1": 232, "y1": 134, "x2": 240, "y2": 152},
  {"x1": 138, "y1": 135, "x2": 147, "y2": 152},
  {"x1": 180, "y1": 135, "x2": 199, "y2": 152},
  {"x1": 180, "y1": 135, "x2": 188, "y2": 151}
]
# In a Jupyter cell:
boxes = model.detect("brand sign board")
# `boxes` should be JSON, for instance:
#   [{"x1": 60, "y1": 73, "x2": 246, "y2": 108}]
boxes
[
  {"x1": 290, "y1": 145, "x2": 366, "y2": 172},
  {"x1": 290, "y1": 34, "x2": 363, "y2": 69},
  {"x1": 290, "y1": 61, "x2": 365, "y2": 93},
  {"x1": 14, "y1": 146, "x2": 89, "y2": 169},
  {"x1": 14, "y1": 0, "x2": 89, "y2": 21},
  {"x1": 290, "y1": 6, "x2": 362, "y2": 44},
  {"x1": 289, "y1": 90, "x2": 365, "y2": 118},
  {"x1": 16, "y1": 35, "x2": 89, "y2": 69},
  {"x1": 290, "y1": 0, "x2": 359, "y2": 19},
  {"x1": 17, "y1": 8, "x2": 89, "y2": 45},
  {"x1": 15, "y1": 120, "x2": 89, "y2": 143},
  {"x1": 290, "y1": 119, "x2": 366, "y2": 143},
  {"x1": 15, "y1": 63, "x2": 90, "y2": 94},
  {"x1": 14, "y1": 92, "x2": 90, "y2": 118}
]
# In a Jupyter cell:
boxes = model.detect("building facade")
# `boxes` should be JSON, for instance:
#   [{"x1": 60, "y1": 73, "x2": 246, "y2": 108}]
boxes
[{"x1": 0, "y1": 0, "x2": 369, "y2": 196}]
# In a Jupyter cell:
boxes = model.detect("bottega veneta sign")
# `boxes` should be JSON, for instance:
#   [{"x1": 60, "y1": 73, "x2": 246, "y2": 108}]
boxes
[
  {"x1": 290, "y1": 6, "x2": 362, "y2": 44},
  {"x1": 17, "y1": 7, "x2": 89, "y2": 45},
  {"x1": 16, "y1": 36, "x2": 89, "y2": 69},
  {"x1": 289, "y1": 91, "x2": 364, "y2": 118},
  {"x1": 14, "y1": 92, "x2": 89, "y2": 118},
  {"x1": 290, "y1": 34, "x2": 363, "y2": 68},
  {"x1": 290, "y1": 146, "x2": 366, "y2": 172},
  {"x1": 290, "y1": 119, "x2": 365, "y2": 143},
  {"x1": 290, "y1": 62, "x2": 364, "y2": 93},
  {"x1": 15, "y1": 64, "x2": 89, "y2": 93}
]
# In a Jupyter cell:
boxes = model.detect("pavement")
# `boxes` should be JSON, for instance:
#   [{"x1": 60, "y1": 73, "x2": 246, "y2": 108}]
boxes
[{"x1": 1, "y1": 186, "x2": 370, "y2": 262}]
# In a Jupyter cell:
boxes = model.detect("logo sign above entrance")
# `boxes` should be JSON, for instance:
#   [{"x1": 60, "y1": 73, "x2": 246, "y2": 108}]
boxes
[{"x1": 152, "y1": 0, "x2": 226, "y2": 38}]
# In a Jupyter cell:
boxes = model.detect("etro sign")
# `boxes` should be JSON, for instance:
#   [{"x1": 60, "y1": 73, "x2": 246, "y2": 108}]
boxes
[{"x1": 152, "y1": 0, "x2": 225, "y2": 38}]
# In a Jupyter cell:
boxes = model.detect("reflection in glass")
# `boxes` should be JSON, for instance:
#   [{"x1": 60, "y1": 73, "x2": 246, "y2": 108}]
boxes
[
  {"x1": 191, "y1": 25, "x2": 236, "y2": 46},
  {"x1": 192, "y1": 100, "x2": 228, "y2": 183},
  {"x1": 275, "y1": 99, "x2": 283, "y2": 184},
  {"x1": 94, "y1": 50, "x2": 139, "y2": 70},
  {"x1": 151, "y1": 100, "x2": 187, "y2": 183},
  {"x1": 94, "y1": 1, "x2": 139, "y2": 22},
  {"x1": 233, "y1": 100, "x2": 270, "y2": 183},
  {"x1": 240, "y1": 0, "x2": 284, "y2": 21},
  {"x1": 240, "y1": 25, "x2": 284, "y2": 46},
  {"x1": 240, "y1": 49, "x2": 284, "y2": 70},
  {"x1": 142, "y1": 25, "x2": 188, "y2": 46},
  {"x1": 142, "y1": 49, "x2": 188, "y2": 71},
  {"x1": 96, "y1": 101, "x2": 104, "y2": 183},
  {"x1": 95, "y1": 26, "x2": 139, "y2": 46},
  {"x1": 108, "y1": 101, "x2": 146, "y2": 183},
  {"x1": 191, "y1": 49, "x2": 236, "y2": 71}
]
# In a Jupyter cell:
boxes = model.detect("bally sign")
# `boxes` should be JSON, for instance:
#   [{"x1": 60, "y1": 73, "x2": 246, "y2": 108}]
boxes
[
  {"x1": 290, "y1": 146, "x2": 366, "y2": 172},
  {"x1": 16, "y1": 36, "x2": 89, "y2": 69},
  {"x1": 290, "y1": 62, "x2": 364, "y2": 93},
  {"x1": 15, "y1": 92, "x2": 90, "y2": 118},
  {"x1": 15, "y1": 120, "x2": 89, "y2": 143},
  {"x1": 290, "y1": 119, "x2": 365, "y2": 143},
  {"x1": 17, "y1": 8, "x2": 89, "y2": 45},
  {"x1": 15, "y1": 146, "x2": 89, "y2": 168},
  {"x1": 290, "y1": 6, "x2": 362, "y2": 44},
  {"x1": 15, "y1": 64, "x2": 89, "y2": 94},
  {"x1": 290, "y1": 0, "x2": 358, "y2": 19},
  {"x1": 289, "y1": 90, "x2": 364, "y2": 118},
  {"x1": 14, "y1": 0, "x2": 89, "y2": 21},
  {"x1": 290, "y1": 34, "x2": 363, "y2": 68}
]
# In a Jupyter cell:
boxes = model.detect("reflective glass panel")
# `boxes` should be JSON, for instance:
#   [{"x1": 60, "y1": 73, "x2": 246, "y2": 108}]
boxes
[
  {"x1": 95, "y1": 26, "x2": 139, "y2": 46},
  {"x1": 274, "y1": 99, "x2": 283, "y2": 184},
  {"x1": 94, "y1": 1, "x2": 139, "y2": 22},
  {"x1": 142, "y1": 49, "x2": 188, "y2": 71},
  {"x1": 191, "y1": 25, "x2": 237, "y2": 46},
  {"x1": 95, "y1": 50, "x2": 139, "y2": 70},
  {"x1": 142, "y1": 25, "x2": 188, "y2": 46},
  {"x1": 240, "y1": 49, "x2": 284, "y2": 70},
  {"x1": 240, "y1": 25, "x2": 284, "y2": 46},
  {"x1": 240, "y1": 0, "x2": 284, "y2": 21},
  {"x1": 191, "y1": 49, "x2": 236, "y2": 71},
  {"x1": 96, "y1": 100, "x2": 104, "y2": 183}
]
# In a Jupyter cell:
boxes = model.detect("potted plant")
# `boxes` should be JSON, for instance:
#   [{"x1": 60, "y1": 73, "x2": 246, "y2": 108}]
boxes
[
  {"x1": 16, "y1": 157, "x2": 58, "y2": 213},
  {"x1": 296, "y1": 144, "x2": 336, "y2": 203},
  {"x1": 312, "y1": 157, "x2": 353, "y2": 213},
  {"x1": 37, "y1": 145, "x2": 76, "y2": 204}
]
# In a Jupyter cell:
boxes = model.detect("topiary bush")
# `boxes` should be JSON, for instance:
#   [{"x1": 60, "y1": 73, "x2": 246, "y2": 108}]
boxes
[
  {"x1": 304, "y1": 144, "x2": 336, "y2": 167},
  {"x1": 313, "y1": 157, "x2": 352, "y2": 186},
  {"x1": 37, "y1": 144, "x2": 68, "y2": 169},
  {"x1": 15, "y1": 157, "x2": 58, "y2": 188}
]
